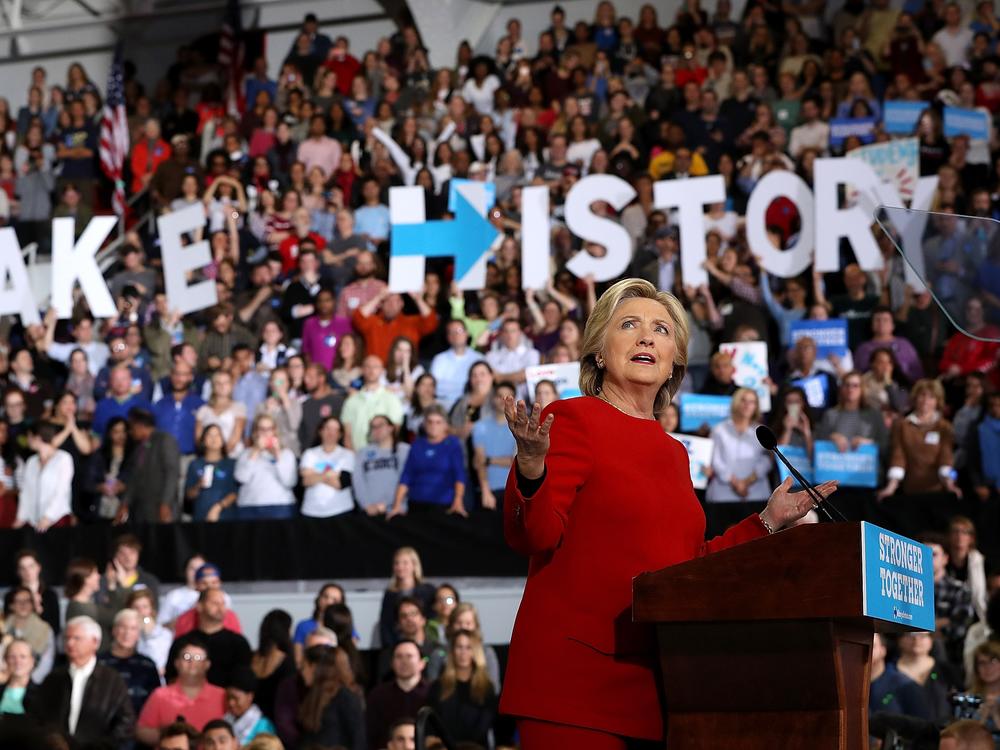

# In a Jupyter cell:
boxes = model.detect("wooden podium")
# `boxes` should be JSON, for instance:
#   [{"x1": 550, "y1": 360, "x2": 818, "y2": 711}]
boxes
[{"x1": 633, "y1": 522, "x2": 928, "y2": 750}]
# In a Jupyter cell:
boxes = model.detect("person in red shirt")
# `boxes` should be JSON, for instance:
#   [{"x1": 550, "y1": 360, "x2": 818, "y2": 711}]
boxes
[
  {"x1": 939, "y1": 297, "x2": 1000, "y2": 388},
  {"x1": 136, "y1": 633, "x2": 226, "y2": 746},
  {"x1": 173, "y1": 564, "x2": 242, "y2": 637},
  {"x1": 278, "y1": 207, "x2": 327, "y2": 275},
  {"x1": 322, "y1": 37, "x2": 361, "y2": 96},
  {"x1": 130, "y1": 118, "x2": 172, "y2": 195},
  {"x1": 499, "y1": 278, "x2": 836, "y2": 749},
  {"x1": 351, "y1": 287, "x2": 438, "y2": 363}
]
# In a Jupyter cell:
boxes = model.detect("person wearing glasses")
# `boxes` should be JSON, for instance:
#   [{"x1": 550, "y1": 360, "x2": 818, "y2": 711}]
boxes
[
  {"x1": 136, "y1": 632, "x2": 226, "y2": 747},
  {"x1": 351, "y1": 414, "x2": 409, "y2": 515},
  {"x1": 816, "y1": 371, "x2": 889, "y2": 458},
  {"x1": 234, "y1": 414, "x2": 298, "y2": 520}
]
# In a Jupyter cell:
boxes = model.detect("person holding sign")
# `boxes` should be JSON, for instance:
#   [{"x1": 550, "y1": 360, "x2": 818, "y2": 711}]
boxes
[
  {"x1": 499, "y1": 278, "x2": 837, "y2": 749},
  {"x1": 706, "y1": 388, "x2": 774, "y2": 502}
]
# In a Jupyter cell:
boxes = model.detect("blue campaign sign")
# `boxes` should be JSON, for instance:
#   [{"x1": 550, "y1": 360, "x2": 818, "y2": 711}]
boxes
[
  {"x1": 829, "y1": 117, "x2": 877, "y2": 148},
  {"x1": 792, "y1": 375, "x2": 830, "y2": 410},
  {"x1": 391, "y1": 192, "x2": 500, "y2": 278},
  {"x1": 790, "y1": 319, "x2": 849, "y2": 359},
  {"x1": 813, "y1": 440, "x2": 879, "y2": 487},
  {"x1": 679, "y1": 393, "x2": 732, "y2": 432},
  {"x1": 883, "y1": 101, "x2": 928, "y2": 135},
  {"x1": 776, "y1": 444, "x2": 813, "y2": 489},
  {"x1": 943, "y1": 107, "x2": 990, "y2": 140},
  {"x1": 861, "y1": 522, "x2": 935, "y2": 632}
]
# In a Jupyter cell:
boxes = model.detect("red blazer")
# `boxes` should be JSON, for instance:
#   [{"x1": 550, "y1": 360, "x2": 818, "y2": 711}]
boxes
[{"x1": 501, "y1": 396, "x2": 767, "y2": 740}]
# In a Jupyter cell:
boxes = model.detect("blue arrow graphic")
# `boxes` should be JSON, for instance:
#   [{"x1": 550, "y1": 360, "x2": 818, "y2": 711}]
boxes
[{"x1": 391, "y1": 191, "x2": 500, "y2": 279}]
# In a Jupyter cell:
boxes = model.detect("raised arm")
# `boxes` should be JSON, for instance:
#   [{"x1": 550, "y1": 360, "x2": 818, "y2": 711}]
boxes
[{"x1": 502, "y1": 398, "x2": 588, "y2": 556}]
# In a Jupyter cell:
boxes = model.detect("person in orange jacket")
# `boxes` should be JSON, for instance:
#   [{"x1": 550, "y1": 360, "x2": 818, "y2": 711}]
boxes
[{"x1": 351, "y1": 287, "x2": 438, "y2": 364}]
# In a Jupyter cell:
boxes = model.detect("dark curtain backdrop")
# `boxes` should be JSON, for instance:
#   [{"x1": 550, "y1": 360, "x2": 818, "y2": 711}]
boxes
[{"x1": 0, "y1": 492, "x2": 989, "y2": 587}]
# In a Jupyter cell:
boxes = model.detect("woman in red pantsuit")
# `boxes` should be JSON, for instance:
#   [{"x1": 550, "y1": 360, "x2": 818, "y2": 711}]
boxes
[{"x1": 501, "y1": 279, "x2": 838, "y2": 749}]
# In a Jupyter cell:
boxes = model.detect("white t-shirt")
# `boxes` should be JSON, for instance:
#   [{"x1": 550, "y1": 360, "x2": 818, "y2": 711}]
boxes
[
  {"x1": 461, "y1": 75, "x2": 501, "y2": 116},
  {"x1": 931, "y1": 26, "x2": 973, "y2": 67},
  {"x1": 300, "y1": 445, "x2": 356, "y2": 517}
]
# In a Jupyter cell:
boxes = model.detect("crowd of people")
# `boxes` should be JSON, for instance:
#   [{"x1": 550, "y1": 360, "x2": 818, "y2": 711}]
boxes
[
  {"x1": 0, "y1": 0, "x2": 997, "y2": 746},
  {"x1": 0, "y1": 543, "x2": 501, "y2": 750}
]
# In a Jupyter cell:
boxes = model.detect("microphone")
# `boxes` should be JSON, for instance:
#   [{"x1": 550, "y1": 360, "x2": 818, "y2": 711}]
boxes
[{"x1": 755, "y1": 425, "x2": 847, "y2": 522}]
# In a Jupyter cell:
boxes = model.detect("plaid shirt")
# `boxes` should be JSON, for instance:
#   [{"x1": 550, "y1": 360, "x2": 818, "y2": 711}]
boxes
[{"x1": 937, "y1": 574, "x2": 976, "y2": 665}]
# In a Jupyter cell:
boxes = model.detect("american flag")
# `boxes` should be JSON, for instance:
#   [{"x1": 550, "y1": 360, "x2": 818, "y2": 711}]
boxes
[
  {"x1": 219, "y1": 0, "x2": 245, "y2": 116},
  {"x1": 99, "y1": 43, "x2": 128, "y2": 216}
]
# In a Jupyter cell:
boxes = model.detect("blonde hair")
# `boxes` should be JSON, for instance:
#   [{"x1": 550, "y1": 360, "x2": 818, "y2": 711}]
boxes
[
  {"x1": 446, "y1": 602, "x2": 483, "y2": 640},
  {"x1": 910, "y1": 378, "x2": 945, "y2": 408},
  {"x1": 244, "y1": 735, "x2": 285, "y2": 750},
  {"x1": 388, "y1": 546, "x2": 424, "y2": 592},
  {"x1": 579, "y1": 278, "x2": 689, "y2": 416},
  {"x1": 437, "y1": 629, "x2": 492, "y2": 704},
  {"x1": 730, "y1": 387, "x2": 761, "y2": 423}
]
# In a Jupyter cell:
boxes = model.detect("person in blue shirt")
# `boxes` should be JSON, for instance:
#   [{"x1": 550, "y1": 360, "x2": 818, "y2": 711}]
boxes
[
  {"x1": 152, "y1": 361, "x2": 204, "y2": 457},
  {"x1": 388, "y1": 405, "x2": 467, "y2": 517},
  {"x1": 92, "y1": 366, "x2": 153, "y2": 438},
  {"x1": 292, "y1": 583, "x2": 345, "y2": 661},
  {"x1": 352, "y1": 177, "x2": 390, "y2": 250},
  {"x1": 94, "y1": 335, "x2": 153, "y2": 402},
  {"x1": 472, "y1": 382, "x2": 517, "y2": 512},
  {"x1": 869, "y1": 633, "x2": 930, "y2": 719},
  {"x1": 184, "y1": 425, "x2": 238, "y2": 521}
]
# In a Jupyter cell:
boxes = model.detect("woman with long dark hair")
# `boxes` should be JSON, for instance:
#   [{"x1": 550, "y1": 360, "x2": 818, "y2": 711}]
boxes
[
  {"x1": 251, "y1": 609, "x2": 296, "y2": 722},
  {"x1": 293, "y1": 584, "x2": 346, "y2": 663},
  {"x1": 184, "y1": 424, "x2": 238, "y2": 521},
  {"x1": 299, "y1": 417, "x2": 354, "y2": 519},
  {"x1": 295, "y1": 646, "x2": 365, "y2": 750},
  {"x1": 48, "y1": 391, "x2": 94, "y2": 520},
  {"x1": 86, "y1": 416, "x2": 131, "y2": 521}
]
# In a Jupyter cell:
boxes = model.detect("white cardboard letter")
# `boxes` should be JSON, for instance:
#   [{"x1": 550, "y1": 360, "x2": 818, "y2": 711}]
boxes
[
  {"x1": 653, "y1": 175, "x2": 725, "y2": 287},
  {"x1": 51, "y1": 216, "x2": 117, "y2": 319},
  {"x1": 387, "y1": 185, "x2": 428, "y2": 293},
  {"x1": 814, "y1": 158, "x2": 883, "y2": 272},
  {"x1": 0, "y1": 229, "x2": 41, "y2": 325},
  {"x1": 745, "y1": 170, "x2": 815, "y2": 278},
  {"x1": 564, "y1": 175, "x2": 636, "y2": 281},
  {"x1": 521, "y1": 185, "x2": 550, "y2": 290},
  {"x1": 158, "y1": 204, "x2": 218, "y2": 316}
]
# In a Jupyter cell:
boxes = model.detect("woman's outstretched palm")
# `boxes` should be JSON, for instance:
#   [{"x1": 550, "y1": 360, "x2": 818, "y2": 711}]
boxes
[{"x1": 503, "y1": 396, "x2": 554, "y2": 475}]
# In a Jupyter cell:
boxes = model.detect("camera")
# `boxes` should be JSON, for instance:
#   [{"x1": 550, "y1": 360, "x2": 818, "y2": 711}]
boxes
[{"x1": 951, "y1": 692, "x2": 984, "y2": 720}]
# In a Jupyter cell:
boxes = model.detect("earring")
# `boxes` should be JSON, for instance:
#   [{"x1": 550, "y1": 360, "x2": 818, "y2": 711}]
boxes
[{"x1": 596, "y1": 358, "x2": 605, "y2": 369}]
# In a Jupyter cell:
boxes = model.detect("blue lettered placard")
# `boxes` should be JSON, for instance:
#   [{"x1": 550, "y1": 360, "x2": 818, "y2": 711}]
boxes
[
  {"x1": 943, "y1": 107, "x2": 990, "y2": 140},
  {"x1": 813, "y1": 440, "x2": 879, "y2": 487},
  {"x1": 883, "y1": 101, "x2": 928, "y2": 135},
  {"x1": 776, "y1": 444, "x2": 813, "y2": 489},
  {"x1": 829, "y1": 117, "x2": 877, "y2": 148},
  {"x1": 679, "y1": 393, "x2": 732, "y2": 432},
  {"x1": 861, "y1": 522, "x2": 935, "y2": 631},
  {"x1": 790, "y1": 319, "x2": 849, "y2": 359}
]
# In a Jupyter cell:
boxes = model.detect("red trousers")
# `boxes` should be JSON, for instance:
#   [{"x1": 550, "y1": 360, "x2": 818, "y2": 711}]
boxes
[{"x1": 517, "y1": 718, "x2": 662, "y2": 750}]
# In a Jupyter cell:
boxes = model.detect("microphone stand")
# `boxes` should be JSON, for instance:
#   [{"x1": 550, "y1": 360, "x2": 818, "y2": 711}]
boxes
[{"x1": 767, "y1": 447, "x2": 845, "y2": 522}]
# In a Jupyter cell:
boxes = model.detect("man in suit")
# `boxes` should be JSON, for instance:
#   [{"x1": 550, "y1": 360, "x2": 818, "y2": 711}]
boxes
[
  {"x1": 636, "y1": 225, "x2": 680, "y2": 294},
  {"x1": 26, "y1": 615, "x2": 135, "y2": 750},
  {"x1": 116, "y1": 407, "x2": 181, "y2": 524}
]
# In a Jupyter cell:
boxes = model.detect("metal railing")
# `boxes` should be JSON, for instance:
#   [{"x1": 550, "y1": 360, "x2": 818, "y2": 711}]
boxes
[{"x1": 94, "y1": 186, "x2": 154, "y2": 273}]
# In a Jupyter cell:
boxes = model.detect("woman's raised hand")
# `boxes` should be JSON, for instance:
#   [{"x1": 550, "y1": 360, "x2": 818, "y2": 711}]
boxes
[{"x1": 503, "y1": 396, "x2": 554, "y2": 480}]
